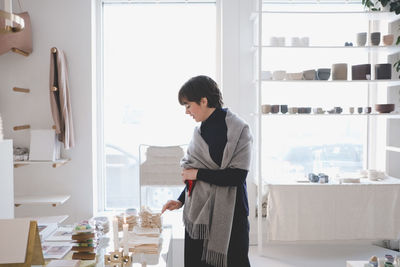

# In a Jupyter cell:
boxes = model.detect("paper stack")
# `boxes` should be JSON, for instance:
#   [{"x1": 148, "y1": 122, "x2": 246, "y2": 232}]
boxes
[{"x1": 71, "y1": 222, "x2": 97, "y2": 260}]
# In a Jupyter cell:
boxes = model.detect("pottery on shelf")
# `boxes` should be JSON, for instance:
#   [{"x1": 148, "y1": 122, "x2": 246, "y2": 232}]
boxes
[
  {"x1": 316, "y1": 68, "x2": 331, "y2": 80},
  {"x1": 370, "y1": 32, "x2": 381, "y2": 46},
  {"x1": 332, "y1": 63, "x2": 348, "y2": 80},
  {"x1": 302, "y1": 69, "x2": 316, "y2": 80},
  {"x1": 285, "y1": 72, "x2": 303, "y2": 80},
  {"x1": 272, "y1": 70, "x2": 286, "y2": 80},
  {"x1": 375, "y1": 104, "x2": 395, "y2": 113},
  {"x1": 271, "y1": 105, "x2": 280, "y2": 114},
  {"x1": 383, "y1": 34, "x2": 394, "y2": 46},
  {"x1": 351, "y1": 64, "x2": 371, "y2": 80},
  {"x1": 356, "y1": 32, "x2": 367, "y2": 46},
  {"x1": 375, "y1": 63, "x2": 392, "y2": 80}
]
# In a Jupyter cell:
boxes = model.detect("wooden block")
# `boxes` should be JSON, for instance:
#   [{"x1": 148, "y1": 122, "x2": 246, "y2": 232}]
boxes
[
  {"x1": 72, "y1": 252, "x2": 96, "y2": 260},
  {"x1": 71, "y1": 246, "x2": 95, "y2": 252},
  {"x1": 71, "y1": 233, "x2": 95, "y2": 241}
]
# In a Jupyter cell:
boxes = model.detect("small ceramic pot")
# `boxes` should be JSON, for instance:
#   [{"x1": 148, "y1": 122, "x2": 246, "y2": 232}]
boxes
[
  {"x1": 349, "y1": 107, "x2": 355, "y2": 114},
  {"x1": 288, "y1": 107, "x2": 298, "y2": 114},
  {"x1": 364, "y1": 107, "x2": 372, "y2": 114},
  {"x1": 332, "y1": 63, "x2": 348, "y2": 80},
  {"x1": 352, "y1": 64, "x2": 371, "y2": 80},
  {"x1": 375, "y1": 63, "x2": 392, "y2": 80},
  {"x1": 370, "y1": 32, "x2": 381, "y2": 46},
  {"x1": 270, "y1": 37, "x2": 279, "y2": 46},
  {"x1": 261, "y1": 104, "x2": 271, "y2": 114},
  {"x1": 356, "y1": 32, "x2": 367, "y2": 46},
  {"x1": 316, "y1": 68, "x2": 331, "y2": 80},
  {"x1": 357, "y1": 107, "x2": 363, "y2": 114},
  {"x1": 334, "y1": 107, "x2": 343, "y2": 114},
  {"x1": 308, "y1": 173, "x2": 319, "y2": 183},
  {"x1": 280, "y1": 105, "x2": 288, "y2": 114},
  {"x1": 273, "y1": 70, "x2": 286, "y2": 80},
  {"x1": 383, "y1": 34, "x2": 394, "y2": 46},
  {"x1": 271, "y1": 105, "x2": 280, "y2": 114},
  {"x1": 303, "y1": 69, "x2": 316, "y2": 80},
  {"x1": 261, "y1": 71, "x2": 272, "y2": 81},
  {"x1": 300, "y1": 37, "x2": 309, "y2": 46}
]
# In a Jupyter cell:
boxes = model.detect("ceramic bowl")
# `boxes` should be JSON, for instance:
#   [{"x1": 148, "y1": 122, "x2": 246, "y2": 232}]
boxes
[
  {"x1": 351, "y1": 64, "x2": 371, "y2": 80},
  {"x1": 375, "y1": 104, "x2": 395, "y2": 113},
  {"x1": 316, "y1": 68, "x2": 331, "y2": 80},
  {"x1": 332, "y1": 63, "x2": 348, "y2": 80},
  {"x1": 375, "y1": 63, "x2": 392, "y2": 80},
  {"x1": 302, "y1": 69, "x2": 316, "y2": 80},
  {"x1": 285, "y1": 72, "x2": 303, "y2": 80},
  {"x1": 273, "y1": 70, "x2": 286, "y2": 80},
  {"x1": 383, "y1": 34, "x2": 394, "y2": 46}
]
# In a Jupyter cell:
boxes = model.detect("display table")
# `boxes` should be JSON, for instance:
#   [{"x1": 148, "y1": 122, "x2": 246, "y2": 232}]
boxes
[
  {"x1": 44, "y1": 225, "x2": 172, "y2": 267},
  {"x1": 265, "y1": 177, "x2": 400, "y2": 241}
]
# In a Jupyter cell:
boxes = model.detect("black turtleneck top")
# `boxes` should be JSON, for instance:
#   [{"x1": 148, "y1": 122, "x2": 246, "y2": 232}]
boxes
[{"x1": 178, "y1": 108, "x2": 249, "y2": 216}]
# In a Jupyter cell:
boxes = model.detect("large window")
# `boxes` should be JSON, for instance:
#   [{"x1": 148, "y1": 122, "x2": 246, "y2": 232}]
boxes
[
  {"x1": 101, "y1": 0, "x2": 217, "y2": 210},
  {"x1": 260, "y1": 1, "x2": 368, "y2": 181}
]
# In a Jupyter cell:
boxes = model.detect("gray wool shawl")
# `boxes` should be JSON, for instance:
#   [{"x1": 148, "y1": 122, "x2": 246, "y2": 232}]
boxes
[{"x1": 181, "y1": 109, "x2": 252, "y2": 267}]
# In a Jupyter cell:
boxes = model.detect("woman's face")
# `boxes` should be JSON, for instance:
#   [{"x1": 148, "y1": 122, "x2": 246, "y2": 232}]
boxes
[{"x1": 183, "y1": 97, "x2": 213, "y2": 122}]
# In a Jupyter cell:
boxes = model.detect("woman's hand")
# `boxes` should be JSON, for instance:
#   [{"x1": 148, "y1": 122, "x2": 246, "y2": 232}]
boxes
[
  {"x1": 182, "y1": 168, "x2": 198, "y2": 183},
  {"x1": 161, "y1": 200, "x2": 182, "y2": 213}
]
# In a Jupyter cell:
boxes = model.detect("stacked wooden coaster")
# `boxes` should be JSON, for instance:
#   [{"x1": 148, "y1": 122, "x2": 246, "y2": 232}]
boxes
[
  {"x1": 116, "y1": 214, "x2": 138, "y2": 231},
  {"x1": 71, "y1": 222, "x2": 96, "y2": 260},
  {"x1": 139, "y1": 207, "x2": 162, "y2": 230}
]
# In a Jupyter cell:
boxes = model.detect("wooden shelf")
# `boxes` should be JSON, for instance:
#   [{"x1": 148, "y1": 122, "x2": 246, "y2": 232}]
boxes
[
  {"x1": 14, "y1": 195, "x2": 70, "y2": 207},
  {"x1": 14, "y1": 159, "x2": 70, "y2": 168}
]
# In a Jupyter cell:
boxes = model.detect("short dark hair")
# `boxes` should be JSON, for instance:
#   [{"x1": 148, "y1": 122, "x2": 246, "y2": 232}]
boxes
[{"x1": 178, "y1": 75, "x2": 223, "y2": 108}]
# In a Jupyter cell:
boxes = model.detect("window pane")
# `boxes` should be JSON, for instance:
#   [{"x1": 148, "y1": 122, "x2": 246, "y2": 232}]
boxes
[{"x1": 103, "y1": 2, "x2": 216, "y2": 210}]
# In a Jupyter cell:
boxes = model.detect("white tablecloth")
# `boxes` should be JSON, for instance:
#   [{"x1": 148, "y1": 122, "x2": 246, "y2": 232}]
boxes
[{"x1": 265, "y1": 177, "x2": 400, "y2": 241}]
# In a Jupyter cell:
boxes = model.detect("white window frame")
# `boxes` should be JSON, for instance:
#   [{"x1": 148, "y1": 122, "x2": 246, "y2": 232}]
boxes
[{"x1": 94, "y1": 0, "x2": 225, "y2": 212}]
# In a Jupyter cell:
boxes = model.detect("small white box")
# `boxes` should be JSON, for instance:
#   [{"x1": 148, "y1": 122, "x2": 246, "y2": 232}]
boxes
[{"x1": 29, "y1": 129, "x2": 60, "y2": 161}]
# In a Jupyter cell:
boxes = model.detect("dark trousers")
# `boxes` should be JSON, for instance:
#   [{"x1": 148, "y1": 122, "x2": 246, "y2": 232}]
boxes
[{"x1": 184, "y1": 214, "x2": 251, "y2": 267}]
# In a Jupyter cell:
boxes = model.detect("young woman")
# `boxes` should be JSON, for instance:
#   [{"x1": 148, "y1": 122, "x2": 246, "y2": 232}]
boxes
[{"x1": 162, "y1": 75, "x2": 252, "y2": 267}]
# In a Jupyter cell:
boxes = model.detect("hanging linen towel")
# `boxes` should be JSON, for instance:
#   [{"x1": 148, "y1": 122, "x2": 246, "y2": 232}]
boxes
[{"x1": 49, "y1": 48, "x2": 75, "y2": 149}]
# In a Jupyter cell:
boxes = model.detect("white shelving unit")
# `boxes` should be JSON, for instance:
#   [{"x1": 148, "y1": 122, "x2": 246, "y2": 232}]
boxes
[{"x1": 253, "y1": 0, "x2": 400, "y2": 252}]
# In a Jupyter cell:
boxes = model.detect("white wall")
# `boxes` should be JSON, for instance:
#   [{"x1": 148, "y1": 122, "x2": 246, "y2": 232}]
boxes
[
  {"x1": 0, "y1": 140, "x2": 14, "y2": 219},
  {"x1": 0, "y1": 0, "x2": 94, "y2": 223}
]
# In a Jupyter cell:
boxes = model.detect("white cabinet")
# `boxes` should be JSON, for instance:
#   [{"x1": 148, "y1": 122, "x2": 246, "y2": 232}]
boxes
[
  {"x1": 0, "y1": 140, "x2": 14, "y2": 219},
  {"x1": 253, "y1": 0, "x2": 400, "y2": 247}
]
